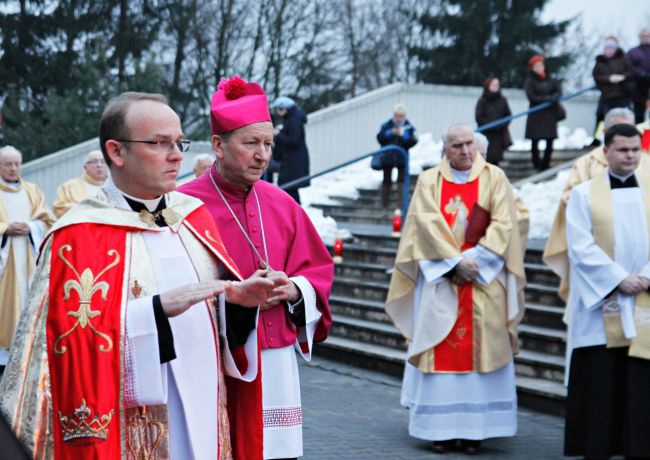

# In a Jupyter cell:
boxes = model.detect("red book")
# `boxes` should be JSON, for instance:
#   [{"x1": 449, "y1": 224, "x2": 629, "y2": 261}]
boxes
[{"x1": 465, "y1": 203, "x2": 491, "y2": 246}]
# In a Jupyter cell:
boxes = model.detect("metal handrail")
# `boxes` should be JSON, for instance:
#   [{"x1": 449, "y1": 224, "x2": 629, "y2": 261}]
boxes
[
  {"x1": 476, "y1": 85, "x2": 597, "y2": 132},
  {"x1": 279, "y1": 145, "x2": 410, "y2": 218}
]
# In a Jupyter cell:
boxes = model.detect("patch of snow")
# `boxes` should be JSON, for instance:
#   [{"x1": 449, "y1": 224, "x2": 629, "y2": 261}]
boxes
[
  {"x1": 301, "y1": 127, "x2": 585, "y2": 243},
  {"x1": 299, "y1": 133, "x2": 443, "y2": 243},
  {"x1": 510, "y1": 125, "x2": 592, "y2": 151},
  {"x1": 518, "y1": 169, "x2": 570, "y2": 239}
]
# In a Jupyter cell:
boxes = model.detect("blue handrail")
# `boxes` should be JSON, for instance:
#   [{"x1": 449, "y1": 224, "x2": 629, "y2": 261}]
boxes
[
  {"x1": 279, "y1": 145, "x2": 410, "y2": 219},
  {"x1": 476, "y1": 85, "x2": 596, "y2": 132}
]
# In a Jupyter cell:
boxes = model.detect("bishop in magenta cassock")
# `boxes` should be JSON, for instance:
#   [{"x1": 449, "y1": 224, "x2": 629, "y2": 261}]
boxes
[{"x1": 179, "y1": 76, "x2": 333, "y2": 460}]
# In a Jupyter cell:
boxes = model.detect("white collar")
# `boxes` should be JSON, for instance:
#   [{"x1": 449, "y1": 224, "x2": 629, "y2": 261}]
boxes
[
  {"x1": 0, "y1": 177, "x2": 21, "y2": 190},
  {"x1": 102, "y1": 176, "x2": 164, "y2": 212},
  {"x1": 449, "y1": 166, "x2": 471, "y2": 184}
]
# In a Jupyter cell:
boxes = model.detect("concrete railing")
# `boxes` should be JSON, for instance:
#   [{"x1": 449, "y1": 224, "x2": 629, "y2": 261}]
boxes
[
  {"x1": 21, "y1": 82, "x2": 598, "y2": 204},
  {"x1": 306, "y1": 82, "x2": 599, "y2": 173}
]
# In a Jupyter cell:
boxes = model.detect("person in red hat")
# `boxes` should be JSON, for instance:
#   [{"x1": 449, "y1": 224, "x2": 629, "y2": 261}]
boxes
[
  {"x1": 179, "y1": 77, "x2": 333, "y2": 460},
  {"x1": 524, "y1": 55, "x2": 563, "y2": 171}
]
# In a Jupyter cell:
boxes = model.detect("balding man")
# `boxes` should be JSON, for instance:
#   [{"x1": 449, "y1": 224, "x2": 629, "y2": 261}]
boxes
[
  {"x1": 0, "y1": 146, "x2": 54, "y2": 371},
  {"x1": 53, "y1": 149, "x2": 108, "y2": 217},
  {"x1": 386, "y1": 123, "x2": 525, "y2": 454},
  {"x1": 192, "y1": 153, "x2": 213, "y2": 178}
]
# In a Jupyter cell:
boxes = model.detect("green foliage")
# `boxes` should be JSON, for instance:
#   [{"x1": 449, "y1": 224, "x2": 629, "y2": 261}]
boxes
[
  {"x1": 411, "y1": 0, "x2": 573, "y2": 87},
  {"x1": 0, "y1": 0, "x2": 167, "y2": 160}
]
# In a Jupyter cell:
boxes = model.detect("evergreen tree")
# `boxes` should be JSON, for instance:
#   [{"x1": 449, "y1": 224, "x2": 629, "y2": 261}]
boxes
[{"x1": 411, "y1": 0, "x2": 573, "y2": 87}]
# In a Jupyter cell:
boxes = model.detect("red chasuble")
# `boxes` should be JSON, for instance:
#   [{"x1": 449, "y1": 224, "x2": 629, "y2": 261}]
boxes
[
  {"x1": 45, "y1": 204, "x2": 250, "y2": 459},
  {"x1": 436, "y1": 178, "x2": 480, "y2": 372}
]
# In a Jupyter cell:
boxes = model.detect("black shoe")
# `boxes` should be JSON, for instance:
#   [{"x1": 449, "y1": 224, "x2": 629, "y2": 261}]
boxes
[
  {"x1": 432, "y1": 440, "x2": 456, "y2": 454},
  {"x1": 459, "y1": 439, "x2": 481, "y2": 455}
]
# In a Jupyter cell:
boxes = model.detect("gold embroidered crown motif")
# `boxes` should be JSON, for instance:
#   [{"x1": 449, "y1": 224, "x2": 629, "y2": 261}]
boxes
[{"x1": 59, "y1": 399, "x2": 115, "y2": 444}]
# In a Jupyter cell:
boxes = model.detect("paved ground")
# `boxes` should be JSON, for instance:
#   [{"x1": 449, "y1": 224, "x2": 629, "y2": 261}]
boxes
[{"x1": 301, "y1": 357, "x2": 566, "y2": 459}]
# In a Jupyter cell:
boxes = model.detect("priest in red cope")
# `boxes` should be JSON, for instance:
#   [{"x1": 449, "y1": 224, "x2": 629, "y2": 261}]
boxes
[
  {"x1": 179, "y1": 77, "x2": 333, "y2": 460},
  {"x1": 0, "y1": 92, "x2": 280, "y2": 459}
]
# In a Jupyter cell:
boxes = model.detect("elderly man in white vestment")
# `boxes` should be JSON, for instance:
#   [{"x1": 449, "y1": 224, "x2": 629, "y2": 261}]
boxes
[
  {"x1": 0, "y1": 146, "x2": 54, "y2": 371},
  {"x1": 564, "y1": 123, "x2": 650, "y2": 459},
  {"x1": 0, "y1": 92, "x2": 283, "y2": 459},
  {"x1": 52, "y1": 149, "x2": 108, "y2": 217},
  {"x1": 386, "y1": 124, "x2": 525, "y2": 455}
]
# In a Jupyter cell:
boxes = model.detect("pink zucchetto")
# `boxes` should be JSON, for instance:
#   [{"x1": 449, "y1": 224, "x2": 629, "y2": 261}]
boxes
[{"x1": 210, "y1": 76, "x2": 272, "y2": 135}]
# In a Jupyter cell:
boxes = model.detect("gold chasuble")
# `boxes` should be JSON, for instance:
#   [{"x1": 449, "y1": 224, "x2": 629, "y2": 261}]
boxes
[
  {"x1": 588, "y1": 170, "x2": 650, "y2": 360},
  {"x1": 53, "y1": 174, "x2": 105, "y2": 218},
  {"x1": 386, "y1": 154, "x2": 526, "y2": 374},
  {"x1": 0, "y1": 180, "x2": 55, "y2": 349}
]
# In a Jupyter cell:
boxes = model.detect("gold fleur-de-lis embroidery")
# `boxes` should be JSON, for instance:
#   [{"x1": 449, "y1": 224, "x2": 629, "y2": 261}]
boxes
[{"x1": 53, "y1": 245, "x2": 120, "y2": 355}]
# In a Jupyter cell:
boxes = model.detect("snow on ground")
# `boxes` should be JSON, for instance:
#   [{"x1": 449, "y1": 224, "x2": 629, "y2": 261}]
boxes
[
  {"x1": 301, "y1": 126, "x2": 585, "y2": 244},
  {"x1": 517, "y1": 169, "x2": 569, "y2": 240},
  {"x1": 510, "y1": 126, "x2": 591, "y2": 151},
  {"x1": 299, "y1": 133, "x2": 444, "y2": 245}
]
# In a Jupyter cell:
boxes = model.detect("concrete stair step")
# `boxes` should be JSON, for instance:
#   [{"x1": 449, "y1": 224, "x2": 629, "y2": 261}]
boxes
[
  {"x1": 516, "y1": 375, "x2": 567, "y2": 417},
  {"x1": 334, "y1": 261, "x2": 392, "y2": 282},
  {"x1": 314, "y1": 203, "x2": 395, "y2": 218},
  {"x1": 524, "y1": 248, "x2": 545, "y2": 265},
  {"x1": 329, "y1": 295, "x2": 392, "y2": 324},
  {"x1": 331, "y1": 276, "x2": 389, "y2": 302},
  {"x1": 317, "y1": 336, "x2": 567, "y2": 416},
  {"x1": 315, "y1": 335, "x2": 406, "y2": 377},
  {"x1": 518, "y1": 324, "x2": 566, "y2": 356},
  {"x1": 525, "y1": 282, "x2": 564, "y2": 307},
  {"x1": 525, "y1": 262, "x2": 561, "y2": 285},
  {"x1": 324, "y1": 210, "x2": 395, "y2": 225},
  {"x1": 503, "y1": 149, "x2": 586, "y2": 162},
  {"x1": 330, "y1": 314, "x2": 407, "y2": 350},
  {"x1": 522, "y1": 303, "x2": 565, "y2": 330},
  {"x1": 515, "y1": 349, "x2": 565, "y2": 383},
  {"x1": 327, "y1": 243, "x2": 397, "y2": 266}
]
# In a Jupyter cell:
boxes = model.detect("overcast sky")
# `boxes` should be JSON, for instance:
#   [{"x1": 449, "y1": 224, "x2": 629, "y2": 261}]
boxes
[{"x1": 543, "y1": 0, "x2": 650, "y2": 49}]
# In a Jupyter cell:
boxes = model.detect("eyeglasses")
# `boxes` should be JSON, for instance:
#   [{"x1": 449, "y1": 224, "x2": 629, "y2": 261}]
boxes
[
  {"x1": 85, "y1": 159, "x2": 107, "y2": 166},
  {"x1": 116, "y1": 139, "x2": 191, "y2": 153}
]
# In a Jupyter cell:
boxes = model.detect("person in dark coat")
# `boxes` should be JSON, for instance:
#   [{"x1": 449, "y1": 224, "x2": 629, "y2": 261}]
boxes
[
  {"x1": 524, "y1": 55, "x2": 562, "y2": 171},
  {"x1": 627, "y1": 29, "x2": 650, "y2": 124},
  {"x1": 272, "y1": 96, "x2": 309, "y2": 204},
  {"x1": 475, "y1": 77, "x2": 513, "y2": 166},
  {"x1": 376, "y1": 103, "x2": 417, "y2": 208},
  {"x1": 593, "y1": 36, "x2": 635, "y2": 115}
]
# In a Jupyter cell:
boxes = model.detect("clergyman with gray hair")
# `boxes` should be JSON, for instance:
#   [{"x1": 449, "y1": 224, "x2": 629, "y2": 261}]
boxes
[
  {"x1": 375, "y1": 103, "x2": 418, "y2": 208},
  {"x1": 0, "y1": 145, "x2": 55, "y2": 373},
  {"x1": 53, "y1": 149, "x2": 108, "y2": 217},
  {"x1": 385, "y1": 123, "x2": 525, "y2": 454},
  {"x1": 192, "y1": 153, "x2": 213, "y2": 178},
  {"x1": 543, "y1": 107, "x2": 645, "y2": 302}
]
